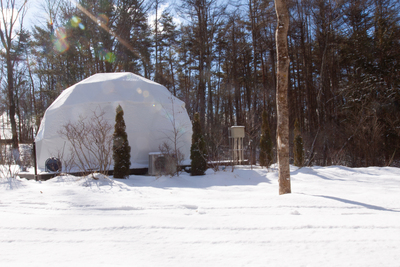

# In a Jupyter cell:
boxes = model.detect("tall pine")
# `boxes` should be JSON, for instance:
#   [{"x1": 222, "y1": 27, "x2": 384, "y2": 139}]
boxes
[
  {"x1": 293, "y1": 119, "x2": 304, "y2": 167},
  {"x1": 113, "y1": 105, "x2": 131, "y2": 178},
  {"x1": 259, "y1": 110, "x2": 273, "y2": 168},
  {"x1": 190, "y1": 112, "x2": 208, "y2": 175}
]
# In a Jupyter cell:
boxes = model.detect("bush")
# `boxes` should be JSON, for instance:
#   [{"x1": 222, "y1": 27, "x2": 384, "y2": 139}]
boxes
[
  {"x1": 58, "y1": 107, "x2": 113, "y2": 175},
  {"x1": 113, "y1": 105, "x2": 131, "y2": 178},
  {"x1": 159, "y1": 142, "x2": 184, "y2": 176},
  {"x1": 190, "y1": 112, "x2": 208, "y2": 175}
]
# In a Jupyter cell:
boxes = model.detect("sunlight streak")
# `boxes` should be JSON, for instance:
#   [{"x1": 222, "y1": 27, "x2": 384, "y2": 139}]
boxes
[{"x1": 69, "y1": 0, "x2": 144, "y2": 63}]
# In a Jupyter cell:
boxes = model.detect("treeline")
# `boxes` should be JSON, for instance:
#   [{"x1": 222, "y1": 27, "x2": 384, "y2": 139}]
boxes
[{"x1": 1, "y1": 0, "x2": 400, "y2": 167}]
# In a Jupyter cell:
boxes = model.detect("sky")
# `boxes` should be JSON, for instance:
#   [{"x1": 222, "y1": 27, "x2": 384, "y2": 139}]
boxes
[{"x1": 24, "y1": 1, "x2": 48, "y2": 29}]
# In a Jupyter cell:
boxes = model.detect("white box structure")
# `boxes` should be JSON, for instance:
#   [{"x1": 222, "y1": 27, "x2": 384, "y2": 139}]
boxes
[{"x1": 229, "y1": 126, "x2": 245, "y2": 164}]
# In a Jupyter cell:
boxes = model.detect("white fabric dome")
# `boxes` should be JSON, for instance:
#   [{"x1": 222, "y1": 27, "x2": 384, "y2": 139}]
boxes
[{"x1": 35, "y1": 72, "x2": 192, "y2": 172}]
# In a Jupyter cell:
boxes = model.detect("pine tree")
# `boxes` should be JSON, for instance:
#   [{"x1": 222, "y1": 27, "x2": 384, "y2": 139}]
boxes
[
  {"x1": 190, "y1": 112, "x2": 208, "y2": 175},
  {"x1": 293, "y1": 119, "x2": 304, "y2": 167},
  {"x1": 259, "y1": 110, "x2": 273, "y2": 168},
  {"x1": 113, "y1": 105, "x2": 131, "y2": 178}
]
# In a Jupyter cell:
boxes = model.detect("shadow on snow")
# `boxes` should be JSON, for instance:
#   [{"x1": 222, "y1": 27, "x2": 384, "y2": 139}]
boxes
[{"x1": 311, "y1": 194, "x2": 400, "y2": 213}]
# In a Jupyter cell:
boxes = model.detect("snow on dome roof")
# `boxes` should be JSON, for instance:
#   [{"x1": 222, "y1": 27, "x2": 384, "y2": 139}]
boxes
[{"x1": 35, "y1": 72, "x2": 192, "y2": 173}]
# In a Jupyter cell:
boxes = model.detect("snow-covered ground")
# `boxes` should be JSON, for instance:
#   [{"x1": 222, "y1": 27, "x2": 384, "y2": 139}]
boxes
[{"x1": 1, "y1": 165, "x2": 399, "y2": 266}]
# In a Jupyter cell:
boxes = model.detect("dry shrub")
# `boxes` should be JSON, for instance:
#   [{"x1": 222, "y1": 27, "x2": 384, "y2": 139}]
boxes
[{"x1": 58, "y1": 107, "x2": 113, "y2": 175}]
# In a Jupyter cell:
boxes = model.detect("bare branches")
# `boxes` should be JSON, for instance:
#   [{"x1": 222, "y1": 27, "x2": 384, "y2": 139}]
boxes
[
  {"x1": 58, "y1": 107, "x2": 113, "y2": 175},
  {"x1": 159, "y1": 96, "x2": 188, "y2": 176},
  {"x1": 0, "y1": 143, "x2": 19, "y2": 178},
  {"x1": 0, "y1": 0, "x2": 28, "y2": 158},
  {"x1": 0, "y1": 0, "x2": 28, "y2": 50},
  {"x1": 158, "y1": 141, "x2": 184, "y2": 176}
]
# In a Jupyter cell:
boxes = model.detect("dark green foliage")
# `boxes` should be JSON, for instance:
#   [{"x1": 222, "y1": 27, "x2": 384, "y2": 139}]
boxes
[
  {"x1": 293, "y1": 119, "x2": 304, "y2": 167},
  {"x1": 190, "y1": 113, "x2": 208, "y2": 175},
  {"x1": 259, "y1": 110, "x2": 274, "y2": 168},
  {"x1": 113, "y1": 105, "x2": 131, "y2": 178}
]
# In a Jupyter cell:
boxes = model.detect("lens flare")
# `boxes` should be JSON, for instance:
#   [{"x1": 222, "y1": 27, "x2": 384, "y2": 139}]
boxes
[
  {"x1": 73, "y1": 1, "x2": 144, "y2": 66},
  {"x1": 71, "y1": 16, "x2": 81, "y2": 28},
  {"x1": 98, "y1": 48, "x2": 116, "y2": 63},
  {"x1": 53, "y1": 38, "x2": 69, "y2": 53},
  {"x1": 70, "y1": 16, "x2": 85, "y2": 30},
  {"x1": 53, "y1": 27, "x2": 69, "y2": 53},
  {"x1": 55, "y1": 27, "x2": 67, "y2": 39},
  {"x1": 105, "y1": 52, "x2": 116, "y2": 63},
  {"x1": 97, "y1": 13, "x2": 109, "y2": 25}
]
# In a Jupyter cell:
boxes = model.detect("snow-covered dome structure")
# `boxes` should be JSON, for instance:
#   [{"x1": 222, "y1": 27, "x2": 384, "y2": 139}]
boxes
[{"x1": 35, "y1": 72, "x2": 192, "y2": 172}]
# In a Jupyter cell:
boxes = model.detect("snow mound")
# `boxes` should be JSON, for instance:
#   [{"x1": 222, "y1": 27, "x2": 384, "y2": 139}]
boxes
[{"x1": 0, "y1": 177, "x2": 26, "y2": 190}]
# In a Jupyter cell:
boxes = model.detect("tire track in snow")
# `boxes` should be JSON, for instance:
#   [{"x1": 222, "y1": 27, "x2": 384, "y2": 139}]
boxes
[{"x1": 1, "y1": 224, "x2": 400, "y2": 232}]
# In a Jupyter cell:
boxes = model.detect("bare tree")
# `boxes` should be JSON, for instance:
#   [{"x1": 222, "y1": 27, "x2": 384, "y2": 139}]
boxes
[
  {"x1": 160, "y1": 96, "x2": 188, "y2": 176},
  {"x1": 0, "y1": 0, "x2": 28, "y2": 162},
  {"x1": 0, "y1": 143, "x2": 19, "y2": 178},
  {"x1": 275, "y1": 0, "x2": 291, "y2": 195}
]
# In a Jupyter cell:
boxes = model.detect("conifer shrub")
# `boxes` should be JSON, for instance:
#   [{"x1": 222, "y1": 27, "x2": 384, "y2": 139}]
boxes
[
  {"x1": 259, "y1": 110, "x2": 274, "y2": 168},
  {"x1": 293, "y1": 118, "x2": 304, "y2": 167},
  {"x1": 190, "y1": 112, "x2": 208, "y2": 175},
  {"x1": 113, "y1": 105, "x2": 131, "y2": 178}
]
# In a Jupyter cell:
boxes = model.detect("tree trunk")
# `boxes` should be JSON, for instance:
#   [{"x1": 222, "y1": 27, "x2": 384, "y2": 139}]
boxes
[
  {"x1": 275, "y1": 0, "x2": 291, "y2": 195},
  {"x1": 7, "y1": 56, "x2": 18, "y2": 150}
]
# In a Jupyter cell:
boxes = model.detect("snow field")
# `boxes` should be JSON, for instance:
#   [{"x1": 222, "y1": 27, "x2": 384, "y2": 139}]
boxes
[{"x1": 1, "y1": 165, "x2": 399, "y2": 266}]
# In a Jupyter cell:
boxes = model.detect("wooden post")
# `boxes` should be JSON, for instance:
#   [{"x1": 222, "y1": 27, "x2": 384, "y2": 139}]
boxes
[{"x1": 33, "y1": 142, "x2": 37, "y2": 179}]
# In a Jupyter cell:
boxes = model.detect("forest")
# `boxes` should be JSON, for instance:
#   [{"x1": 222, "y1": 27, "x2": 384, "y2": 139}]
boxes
[{"x1": 1, "y1": 0, "x2": 400, "y2": 167}]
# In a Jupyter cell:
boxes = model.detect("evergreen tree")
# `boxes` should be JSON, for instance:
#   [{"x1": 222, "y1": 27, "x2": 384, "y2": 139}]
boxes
[
  {"x1": 190, "y1": 112, "x2": 208, "y2": 175},
  {"x1": 293, "y1": 119, "x2": 304, "y2": 167},
  {"x1": 113, "y1": 105, "x2": 131, "y2": 178},
  {"x1": 259, "y1": 110, "x2": 273, "y2": 168}
]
